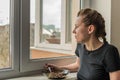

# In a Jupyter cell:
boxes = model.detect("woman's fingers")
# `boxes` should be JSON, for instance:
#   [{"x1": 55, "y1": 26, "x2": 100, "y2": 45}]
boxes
[
  {"x1": 44, "y1": 63, "x2": 60, "y2": 72},
  {"x1": 45, "y1": 63, "x2": 53, "y2": 68},
  {"x1": 44, "y1": 63, "x2": 55, "y2": 70}
]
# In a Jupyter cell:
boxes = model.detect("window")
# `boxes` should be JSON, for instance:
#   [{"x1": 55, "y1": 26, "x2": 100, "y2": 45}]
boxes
[
  {"x1": 42, "y1": 0, "x2": 62, "y2": 44},
  {"x1": 30, "y1": 0, "x2": 74, "y2": 60},
  {"x1": 0, "y1": 0, "x2": 20, "y2": 79},
  {"x1": 0, "y1": 0, "x2": 11, "y2": 69}
]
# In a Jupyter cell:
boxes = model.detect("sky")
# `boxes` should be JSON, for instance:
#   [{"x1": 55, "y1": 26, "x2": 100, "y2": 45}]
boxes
[
  {"x1": 0, "y1": 0, "x2": 9, "y2": 25},
  {"x1": 43, "y1": 0, "x2": 61, "y2": 28},
  {"x1": 30, "y1": 0, "x2": 61, "y2": 28},
  {"x1": 0, "y1": 0, "x2": 61, "y2": 29}
]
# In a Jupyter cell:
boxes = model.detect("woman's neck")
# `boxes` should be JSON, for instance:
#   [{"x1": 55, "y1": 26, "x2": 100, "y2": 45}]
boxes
[{"x1": 84, "y1": 37, "x2": 103, "y2": 51}]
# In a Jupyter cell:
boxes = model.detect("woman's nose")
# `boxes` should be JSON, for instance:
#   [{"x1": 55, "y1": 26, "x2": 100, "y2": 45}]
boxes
[{"x1": 72, "y1": 29, "x2": 76, "y2": 34}]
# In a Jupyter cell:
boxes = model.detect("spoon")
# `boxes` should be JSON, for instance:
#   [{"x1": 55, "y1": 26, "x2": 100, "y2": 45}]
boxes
[{"x1": 48, "y1": 67, "x2": 52, "y2": 72}]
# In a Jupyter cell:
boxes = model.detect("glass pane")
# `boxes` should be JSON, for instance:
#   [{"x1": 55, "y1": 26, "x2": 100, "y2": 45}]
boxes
[
  {"x1": 0, "y1": 0, "x2": 11, "y2": 69},
  {"x1": 41, "y1": 0, "x2": 61, "y2": 44},
  {"x1": 30, "y1": 0, "x2": 73, "y2": 59},
  {"x1": 30, "y1": 0, "x2": 35, "y2": 47}
]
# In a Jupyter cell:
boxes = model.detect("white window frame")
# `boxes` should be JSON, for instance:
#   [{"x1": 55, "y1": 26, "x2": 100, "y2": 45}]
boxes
[
  {"x1": 80, "y1": 0, "x2": 90, "y2": 9},
  {"x1": 0, "y1": 0, "x2": 20, "y2": 79},
  {"x1": 33, "y1": 0, "x2": 72, "y2": 52}
]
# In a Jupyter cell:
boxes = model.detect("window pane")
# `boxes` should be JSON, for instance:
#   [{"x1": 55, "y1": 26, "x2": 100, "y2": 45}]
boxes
[
  {"x1": 30, "y1": 0, "x2": 73, "y2": 59},
  {"x1": 0, "y1": 0, "x2": 11, "y2": 69},
  {"x1": 41, "y1": 0, "x2": 61, "y2": 44},
  {"x1": 30, "y1": 0, "x2": 35, "y2": 47}
]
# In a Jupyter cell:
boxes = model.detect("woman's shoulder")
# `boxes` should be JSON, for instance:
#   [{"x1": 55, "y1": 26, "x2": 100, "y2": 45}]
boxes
[
  {"x1": 103, "y1": 42, "x2": 120, "y2": 73},
  {"x1": 105, "y1": 42, "x2": 118, "y2": 51},
  {"x1": 104, "y1": 42, "x2": 119, "y2": 55}
]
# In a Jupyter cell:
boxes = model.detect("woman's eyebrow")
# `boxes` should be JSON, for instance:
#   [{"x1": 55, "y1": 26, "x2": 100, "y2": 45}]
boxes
[{"x1": 75, "y1": 24, "x2": 80, "y2": 28}]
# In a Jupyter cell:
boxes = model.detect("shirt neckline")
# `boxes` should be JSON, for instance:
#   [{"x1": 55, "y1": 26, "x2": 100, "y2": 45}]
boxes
[{"x1": 84, "y1": 41, "x2": 108, "y2": 54}]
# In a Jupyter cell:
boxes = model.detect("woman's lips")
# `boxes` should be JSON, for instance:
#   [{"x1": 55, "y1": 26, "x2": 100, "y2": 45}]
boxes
[{"x1": 75, "y1": 36, "x2": 77, "y2": 39}]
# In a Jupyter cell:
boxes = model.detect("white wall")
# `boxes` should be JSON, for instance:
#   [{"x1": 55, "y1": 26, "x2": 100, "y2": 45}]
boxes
[
  {"x1": 111, "y1": 0, "x2": 120, "y2": 52},
  {"x1": 90, "y1": 0, "x2": 111, "y2": 43}
]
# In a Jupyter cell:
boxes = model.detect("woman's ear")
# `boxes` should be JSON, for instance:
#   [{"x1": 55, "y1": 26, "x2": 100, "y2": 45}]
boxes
[{"x1": 87, "y1": 25, "x2": 95, "y2": 34}]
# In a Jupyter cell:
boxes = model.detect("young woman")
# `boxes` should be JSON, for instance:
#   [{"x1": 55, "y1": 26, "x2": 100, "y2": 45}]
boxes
[{"x1": 45, "y1": 8, "x2": 120, "y2": 80}]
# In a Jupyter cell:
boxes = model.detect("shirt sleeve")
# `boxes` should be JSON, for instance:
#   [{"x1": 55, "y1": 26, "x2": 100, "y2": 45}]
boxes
[{"x1": 103, "y1": 45, "x2": 120, "y2": 72}]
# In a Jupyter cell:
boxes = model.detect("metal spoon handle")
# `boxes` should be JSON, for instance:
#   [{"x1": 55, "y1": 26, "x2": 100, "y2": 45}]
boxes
[{"x1": 48, "y1": 67, "x2": 52, "y2": 72}]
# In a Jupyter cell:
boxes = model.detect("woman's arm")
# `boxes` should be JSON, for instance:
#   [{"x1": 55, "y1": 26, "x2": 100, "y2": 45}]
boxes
[
  {"x1": 60, "y1": 57, "x2": 80, "y2": 72},
  {"x1": 109, "y1": 70, "x2": 120, "y2": 80},
  {"x1": 45, "y1": 57, "x2": 80, "y2": 72}
]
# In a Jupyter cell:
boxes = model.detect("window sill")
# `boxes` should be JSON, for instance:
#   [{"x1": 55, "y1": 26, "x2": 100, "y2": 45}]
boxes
[
  {"x1": 7, "y1": 72, "x2": 77, "y2": 80},
  {"x1": 30, "y1": 46, "x2": 73, "y2": 56},
  {"x1": 36, "y1": 43, "x2": 72, "y2": 51},
  {"x1": 30, "y1": 48, "x2": 74, "y2": 59}
]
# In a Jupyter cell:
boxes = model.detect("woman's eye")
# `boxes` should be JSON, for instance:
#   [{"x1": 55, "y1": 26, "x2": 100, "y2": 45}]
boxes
[{"x1": 75, "y1": 26, "x2": 78, "y2": 28}]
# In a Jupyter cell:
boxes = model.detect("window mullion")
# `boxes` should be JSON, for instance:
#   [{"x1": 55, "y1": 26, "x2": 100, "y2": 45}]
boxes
[
  {"x1": 34, "y1": 0, "x2": 42, "y2": 47},
  {"x1": 65, "y1": 0, "x2": 72, "y2": 43},
  {"x1": 61, "y1": 0, "x2": 66, "y2": 45},
  {"x1": 80, "y1": 0, "x2": 90, "y2": 9}
]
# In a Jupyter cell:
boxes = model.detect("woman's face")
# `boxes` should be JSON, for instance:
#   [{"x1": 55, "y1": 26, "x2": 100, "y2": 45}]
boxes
[{"x1": 73, "y1": 16, "x2": 90, "y2": 43}]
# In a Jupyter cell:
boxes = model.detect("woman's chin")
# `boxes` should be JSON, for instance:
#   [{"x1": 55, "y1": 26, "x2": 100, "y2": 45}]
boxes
[{"x1": 76, "y1": 40, "x2": 82, "y2": 43}]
